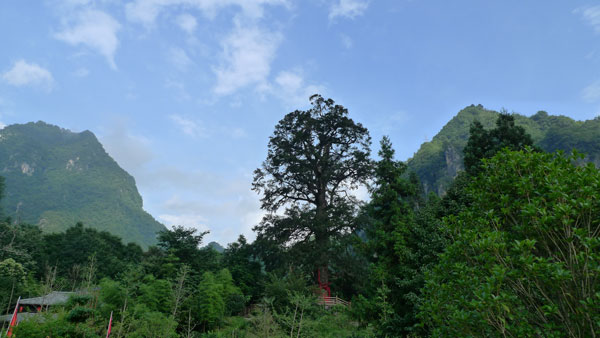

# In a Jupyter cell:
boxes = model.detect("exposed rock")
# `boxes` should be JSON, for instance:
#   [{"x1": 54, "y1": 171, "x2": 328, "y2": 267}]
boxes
[
  {"x1": 21, "y1": 162, "x2": 34, "y2": 176},
  {"x1": 444, "y1": 146, "x2": 463, "y2": 178}
]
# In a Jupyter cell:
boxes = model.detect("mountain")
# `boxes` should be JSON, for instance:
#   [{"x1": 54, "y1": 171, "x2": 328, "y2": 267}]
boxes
[
  {"x1": 0, "y1": 121, "x2": 166, "y2": 247},
  {"x1": 407, "y1": 105, "x2": 600, "y2": 194},
  {"x1": 206, "y1": 241, "x2": 225, "y2": 253}
]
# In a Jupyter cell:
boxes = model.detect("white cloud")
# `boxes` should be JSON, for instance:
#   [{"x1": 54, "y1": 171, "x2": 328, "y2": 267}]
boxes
[
  {"x1": 55, "y1": 9, "x2": 121, "y2": 69},
  {"x1": 582, "y1": 80, "x2": 600, "y2": 102},
  {"x1": 176, "y1": 13, "x2": 197, "y2": 34},
  {"x1": 63, "y1": 0, "x2": 92, "y2": 7},
  {"x1": 273, "y1": 70, "x2": 326, "y2": 107},
  {"x1": 214, "y1": 24, "x2": 282, "y2": 95},
  {"x1": 155, "y1": 185, "x2": 261, "y2": 244},
  {"x1": 125, "y1": 0, "x2": 289, "y2": 26},
  {"x1": 168, "y1": 47, "x2": 193, "y2": 70},
  {"x1": 2, "y1": 60, "x2": 54, "y2": 90},
  {"x1": 99, "y1": 121, "x2": 154, "y2": 174},
  {"x1": 170, "y1": 114, "x2": 207, "y2": 137},
  {"x1": 576, "y1": 5, "x2": 600, "y2": 33},
  {"x1": 329, "y1": 0, "x2": 369, "y2": 20},
  {"x1": 125, "y1": 0, "x2": 292, "y2": 97},
  {"x1": 98, "y1": 120, "x2": 262, "y2": 245},
  {"x1": 158, "y1": 213, "x2": 210, "y2": 233}
]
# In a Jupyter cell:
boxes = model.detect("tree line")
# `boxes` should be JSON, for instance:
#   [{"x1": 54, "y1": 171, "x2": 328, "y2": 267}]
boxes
[{"x1": 1, "y1": 95, "x2": 599, "y2": 337}]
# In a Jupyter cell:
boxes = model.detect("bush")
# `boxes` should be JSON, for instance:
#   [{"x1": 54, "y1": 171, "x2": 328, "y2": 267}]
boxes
[
  {"x1": 66, "y1": 306, "x2": 95, "y2": 323},
  {"x1": 419, "y1": 148, "x2": 600, "y2": 336}
]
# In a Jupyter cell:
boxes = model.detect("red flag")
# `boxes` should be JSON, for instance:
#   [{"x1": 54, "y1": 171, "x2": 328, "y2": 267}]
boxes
[
  {"x1": 6, "y1": 296, "x2": 21, "y2": 337},
  {"x1": 105, "y1": 311, "x2": 113, "y2": 338}
]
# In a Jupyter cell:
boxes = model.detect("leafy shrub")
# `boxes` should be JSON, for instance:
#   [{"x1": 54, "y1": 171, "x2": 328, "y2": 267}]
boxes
[
  {"x1": 66, "y1": 306, "x2": 95, "y2": 323},
  {"x1": 420, "y1": 148, "x2": 600, "y2": 336}
]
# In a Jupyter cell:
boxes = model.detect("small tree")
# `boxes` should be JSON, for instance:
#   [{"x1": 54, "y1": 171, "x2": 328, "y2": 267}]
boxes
[
  {"x1": 361, "y1": 137, "x2": 444, "y2": 336},
  {"x1": 197, "y1": 271, "x2": 225, "y2": 331}
]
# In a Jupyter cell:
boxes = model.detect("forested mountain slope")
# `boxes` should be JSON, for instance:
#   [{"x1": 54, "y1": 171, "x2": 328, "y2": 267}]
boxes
[
  {"x1": 407, "y1": 105, "x2": 600, "y2": 194},
  {"x1": 0, "y1": 121, "x2": 165, "y2": 247}
]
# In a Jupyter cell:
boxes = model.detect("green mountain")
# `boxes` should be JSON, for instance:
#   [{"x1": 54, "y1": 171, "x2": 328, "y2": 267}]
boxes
[
  {"x1": 0, "y1": 121, "x2": 165, "y2": 247},
  {"x1": 407, "y1": 105, "x2": 600, "y2": 194},
  {"x1": 206, "y1": 241, "x2": 225, "y2": 253}
]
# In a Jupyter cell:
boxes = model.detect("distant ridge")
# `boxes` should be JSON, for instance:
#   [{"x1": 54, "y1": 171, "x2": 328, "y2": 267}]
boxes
[
  {"x1": 0, "y1": 121, "x2": 166, "y2": 247},
  {"x1": 407, "y1": 105, "x2": 600, "y2": 194}
]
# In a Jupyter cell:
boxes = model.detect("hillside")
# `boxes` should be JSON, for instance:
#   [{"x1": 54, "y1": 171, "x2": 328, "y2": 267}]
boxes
[
  {"x1": 407, "y1": 105, "x2": 600, "y2": 194},
  {"x1": 0, "y1": 121, "x2": 165, "y2": 247}
]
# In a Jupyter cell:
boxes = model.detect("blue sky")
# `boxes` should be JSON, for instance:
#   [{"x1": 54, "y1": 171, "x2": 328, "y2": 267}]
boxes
[{"x1": 1, "y1": 0, "x2": 600, "y2": 245}]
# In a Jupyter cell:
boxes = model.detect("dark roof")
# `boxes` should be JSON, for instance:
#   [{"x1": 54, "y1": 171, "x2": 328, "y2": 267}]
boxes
[
  {"x1": 0, "y1": 312, "x2": 41, "y2": 323},
  {"x1": 19, "y1": 291, "x2": 75, "y2": 306}
]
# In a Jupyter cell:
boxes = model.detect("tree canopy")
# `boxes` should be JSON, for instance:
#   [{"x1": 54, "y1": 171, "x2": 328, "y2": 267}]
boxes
[
  {"x1": 420, "y1": 148, "x2": 600, "y2": 336},
  {"x1": 463, "y1": 112, "x2": 535, "y2": 174},
  {"x1": 253, "y1": 94, "x2": 372, "y2": 283}
]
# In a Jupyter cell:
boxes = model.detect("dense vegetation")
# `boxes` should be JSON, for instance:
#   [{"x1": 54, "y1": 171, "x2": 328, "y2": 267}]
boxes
[
  {"x1": 0, "y1": 122, "x2": 165, "y2": 247},
  {"x1": 1, "y1": 100, "x2": 599, "y2": 337},
  {"x1": 408, "y1": 105, "x2": 600, "y2": 194}
]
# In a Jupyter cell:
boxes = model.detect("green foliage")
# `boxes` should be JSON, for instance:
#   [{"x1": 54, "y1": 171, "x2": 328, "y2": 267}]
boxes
[
  {"x1": 122, "y1": 304, "x2": 178, "y2": 338},
  {"x1": 253, "y1": 94, "x2": 372, "y2": 281},
  {"x1": 66, "y1": 306, "x2": 95, "y2": 323},
  {"x1": 98, "y1": 277, "x2": 126, "y2": 317},
  {"x1": 0, "y1": 121, "x2": 165, "y2": 247},
  {"x1": 0, "y1": 222, "x2": 44, "y2": 272},
  {"x1": 0, "y1": 258, "x2": 26, "y2": 283},
  {"x1": 407, "y1": 104, "x2": 498, "y2": 194},
  {"x1": 40, "y1": 222, "x2": 143, "y2": 283},
  {"x1": 215, "y1": 268, "x2": 244, "y2": 316},
  {"x1": 13, "y1": 311, "x2": 100, "y2": 338},
  {"x1": 197, "y1": 271, "x2": 226, "y2": 331},
  {"x1": 360, "y1": 137, "x2": 441, "y2": 336},
  {"x1": 137, "y1": 275, "x2": 173, "y2": 313},
  {"x1": 263, "y1": 270, "x2": 311, "y2": 312},
  {"x1": 347, "y1": 294, "x2": 377, "y2": 328},
  {"x1": 538, "y1": 115, "x2": 600, "y2": 164},
  {"x1": 65, "y1": 294, "x2": 93, "y2": 308},
  {"x1": 298, "y1": 309, "x2": 375, "y2": 338},
  {"x1": 0, "y1": 258, "x2": 27, "y2": 316},
  {"x1": 419, "y1": 148, "x2": 600, "y2": 336},
  {"x1": 408, "y1": 105, "x2": 600, "y2": 194},
  {"x1": 222, "y1": 235, "x2": 264, "y2": 302},
  {"x1": 8, "y1": 107, "x2": 600, "y2": 337},
  {"x1": 463, "y1": 112, "x2": 535, "y2": 174},
  {"x1": 156, "y1": 225, "x2": 219, "y2": 275}
]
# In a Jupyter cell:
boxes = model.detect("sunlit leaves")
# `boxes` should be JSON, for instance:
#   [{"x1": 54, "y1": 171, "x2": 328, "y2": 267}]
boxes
[{"x1": 420, "y1": 148, "x2": 600, "y2": 336}]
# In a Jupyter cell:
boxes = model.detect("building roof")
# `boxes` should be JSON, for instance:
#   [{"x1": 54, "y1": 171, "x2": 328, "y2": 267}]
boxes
[
  {"x1": 0, "y1": 312, "x2": 41, "y2": 323},
  {"x1": 19, "y1": 291, "x2": 75, "y2": 306}
]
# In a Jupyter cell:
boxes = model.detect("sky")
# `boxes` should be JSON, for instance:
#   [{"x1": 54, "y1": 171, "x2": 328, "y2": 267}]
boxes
[{"x1": 1, "y1": 0, "x2": 600, "y2": 246}]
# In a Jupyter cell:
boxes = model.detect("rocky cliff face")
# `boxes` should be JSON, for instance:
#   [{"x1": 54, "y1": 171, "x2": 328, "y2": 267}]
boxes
[
  {"x1": 444, "y1": 146, "x2": 463, "y2": 179},
  {"x1": 0, "y1": 121, "x2": 165, "y2": 247}
]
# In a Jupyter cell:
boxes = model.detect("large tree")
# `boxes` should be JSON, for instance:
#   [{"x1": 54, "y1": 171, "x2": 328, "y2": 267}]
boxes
[{"x1": 252, "y1": 94, "x2": 371, "y2": 286}]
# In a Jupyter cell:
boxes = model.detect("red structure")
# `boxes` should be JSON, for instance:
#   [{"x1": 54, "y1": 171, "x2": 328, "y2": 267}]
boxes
[{"x1": 317, "y1": 269, "x2": 331, "y2": 298}]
